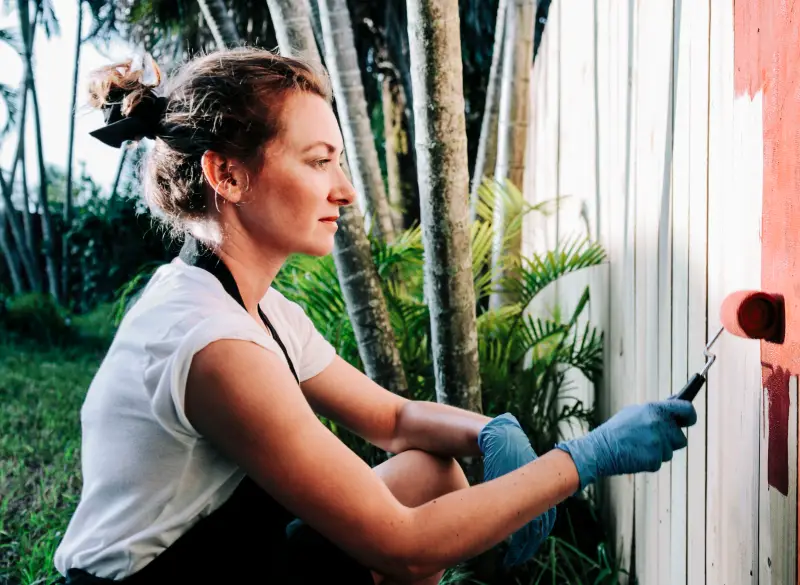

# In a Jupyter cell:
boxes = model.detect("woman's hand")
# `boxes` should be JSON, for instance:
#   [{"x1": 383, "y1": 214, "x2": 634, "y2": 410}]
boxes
[
  {"x1": 555, "y1": 399, "x2": 697, "y2": 489},
  {"x1": 478, "y1": 413, "x2": 557, "y2": 567}
]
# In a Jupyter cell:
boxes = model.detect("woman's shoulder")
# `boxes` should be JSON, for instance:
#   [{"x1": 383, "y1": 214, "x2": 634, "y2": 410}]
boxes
[{"x1": 119, "y1": 259, "x2": 257, "y2": 343}]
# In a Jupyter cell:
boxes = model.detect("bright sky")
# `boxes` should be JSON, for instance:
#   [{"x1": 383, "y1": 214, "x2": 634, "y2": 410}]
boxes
[{"x1": 0, "y1": 0, "x2": 133, "y2": 193}]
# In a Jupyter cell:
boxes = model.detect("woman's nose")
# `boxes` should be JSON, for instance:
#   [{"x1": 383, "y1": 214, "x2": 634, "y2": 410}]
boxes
[{"x1": 332, "y1": 164, "x2": 357, "y2": 207}]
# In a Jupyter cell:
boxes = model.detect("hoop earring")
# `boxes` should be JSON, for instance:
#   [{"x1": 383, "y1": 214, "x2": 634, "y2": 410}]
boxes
[{"x1": 213, "y1": 185, "x2": 222, "y2": 214}]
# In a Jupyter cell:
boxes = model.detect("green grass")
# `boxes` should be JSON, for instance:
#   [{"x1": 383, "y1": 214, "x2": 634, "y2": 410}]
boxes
[{"x1": 0, "y1": 308, "x2": 112, "y2": 585}]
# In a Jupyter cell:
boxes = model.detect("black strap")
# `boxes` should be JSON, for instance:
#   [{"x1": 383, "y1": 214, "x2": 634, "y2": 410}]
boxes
[{"x1": 178, "y1": 235, "x2": 300, "y2": 385}]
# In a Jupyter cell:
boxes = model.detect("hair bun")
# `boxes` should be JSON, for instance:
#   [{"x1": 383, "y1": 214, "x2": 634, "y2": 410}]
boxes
[{"x1": 87, "y1": 55, "x2": 168, "y2": 148}]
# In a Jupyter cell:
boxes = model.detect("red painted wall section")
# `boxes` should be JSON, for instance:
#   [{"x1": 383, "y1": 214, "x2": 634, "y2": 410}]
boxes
[{"x1": 733, "y1": 0, "x2": 800, "y2": 500}]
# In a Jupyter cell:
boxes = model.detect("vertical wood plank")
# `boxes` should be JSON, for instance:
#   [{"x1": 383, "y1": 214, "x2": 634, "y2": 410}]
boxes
[
  {"x1": 553, "y1": 0, "x2": 599, "y2": 444},
  {"x1": 685, "y1": 2, "x2": 712, "y2": 584},
  {"x1": 555, "y1": 0, "x2": 597, "y2": 243},
  {"x1": 630, "y1": 2, "x2": 675, "y2": 582},
  {"x1": 759, "y1": 376, "x2": 798, "y2": 584},
  {"x1": 599, "y1": 0, "x2": 636, "y2": 575},
  {"x1": 672, "y1": 1, "x2": 712, "y2": 583},
  {"x1": 670, "y1": 0, "x2": 691, "y2": 581},
  {"x1": 706, "y1": 0, "x2": 762, "y2": 581}
]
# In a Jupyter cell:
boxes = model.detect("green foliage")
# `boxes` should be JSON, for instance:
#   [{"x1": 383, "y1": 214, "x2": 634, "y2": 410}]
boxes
[
  {"x1": 64, "y1": 179, "x2": 178, "y2": 314},
  {"x1": 0, "y1": 292, "x2": 70, "y2": 344}
]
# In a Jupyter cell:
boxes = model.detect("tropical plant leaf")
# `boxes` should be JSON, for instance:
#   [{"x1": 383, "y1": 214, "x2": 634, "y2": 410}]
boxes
[
  {"x1": 35, "y1": 0, "x2": 61, "y2": 37},
  {"x1": 0, "y1": 25, "x2": 23, "y2": 54},
  {"x1": 0, "y1": 82, "x2": 18, "y2": 136},
  {"x1": 511, "y1": 315, "x2": 568, "y2": 365},
  {"x1": 558, "y1": 320, "x2": 604, "y2": 385},
  {"x1": 500, "y1": 235, "x2": 606, "y2": 312}
]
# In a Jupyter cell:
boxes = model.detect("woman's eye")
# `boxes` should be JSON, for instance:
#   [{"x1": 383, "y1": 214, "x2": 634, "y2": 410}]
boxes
[{"x1": 314, "y1": 159, "x2": 331, "y2": 168}]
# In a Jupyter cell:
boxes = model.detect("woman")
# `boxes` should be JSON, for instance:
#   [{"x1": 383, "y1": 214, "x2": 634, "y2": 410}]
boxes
[{"x1": 54, "y1": 47, "x2": 696, "y2": 584}]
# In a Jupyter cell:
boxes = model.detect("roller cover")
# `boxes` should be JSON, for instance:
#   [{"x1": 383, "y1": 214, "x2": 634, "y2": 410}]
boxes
[{"x1": 719, "y1": 290, "x2": 784, "y2": 343}]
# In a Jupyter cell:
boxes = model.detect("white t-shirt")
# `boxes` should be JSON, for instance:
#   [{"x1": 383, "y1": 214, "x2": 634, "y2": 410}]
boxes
[{"x1": 53, "y1": 257, "x2": 337, "y2": 579}]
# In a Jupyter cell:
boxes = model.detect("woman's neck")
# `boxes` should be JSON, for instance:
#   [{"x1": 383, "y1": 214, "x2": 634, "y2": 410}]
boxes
[{"x1": 193, "y1": 224, "x2": 286, "y2": 317}]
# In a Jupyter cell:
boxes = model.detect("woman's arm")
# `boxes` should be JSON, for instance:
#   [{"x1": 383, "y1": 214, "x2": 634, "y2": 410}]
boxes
[
  {"x1": 392, "y1": 400, "x2": 492, "y2": 458},
  {"x1": 301, "y1": 356, "x2": 491, "y2": 458},
  {"x1": 185, "y1": 340, "x2": 578, "y2": 582}
]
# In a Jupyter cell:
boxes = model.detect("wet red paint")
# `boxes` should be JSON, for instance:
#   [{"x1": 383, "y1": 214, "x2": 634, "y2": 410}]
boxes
[
  {"x1": 733, "y1": 0, "x2": 800, "y2": 502},
  {"x1": 762, "y1": 365, "x2": 790, "y2": 495}
]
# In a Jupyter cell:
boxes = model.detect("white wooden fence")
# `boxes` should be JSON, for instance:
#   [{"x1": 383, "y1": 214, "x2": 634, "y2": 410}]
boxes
[{"x1": 521, "y1": 1, "x2": 797, "y2": 582}]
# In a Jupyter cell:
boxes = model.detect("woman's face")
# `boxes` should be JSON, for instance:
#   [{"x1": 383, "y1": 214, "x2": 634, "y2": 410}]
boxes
[{"x1": 238, "y1": 92, "x2": 356, "y2": 257}]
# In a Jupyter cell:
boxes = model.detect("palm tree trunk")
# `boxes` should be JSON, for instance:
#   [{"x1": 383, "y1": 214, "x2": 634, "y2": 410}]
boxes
[
  {"x1": 489, "y1": 0, "x2": 535, "y2": 310},
  {"x1": 0, "y1": 208, "x2": 24, "y2": 294},
  {"x1": 110, "y1": 147, "x2": 129, "y2": 199},
  {"x1": 20, "y1": 144, "x2": 36, "y2": 271},
  {"x1": 306, "y1": 0, "x2": 324, "y2": 57},
  {"x1": 266, "y1": 0, "x2": 319, "y2": 60},
  {"x1": 381, "y1": 75, "x2": 404, "y2": 232},
  {"x1": 318, "y1": 0, "x2": 396, "y2": 243},
  {"x1": 19, "y1": 0, "x2": 59, "y2": 302},
  {"x1": 469, "y1": 0, "x2": 508, "y2": 223},
  {"x1": 63, "y1": 0, "x2": 83, "y2": 301},
  {"x1": 267, "y1": 0, "x2": 408, "y2": 396},
  {"x1": 333, "y1": 204, "x2": 408, "y2": 396},
  {"x1": 384, "y1": 0, "x2": 415, "y2": 154},
  {"x1": 1, "y1": 80, "x2": 41, "y2": 291},
  {"x1": 197, "y1": 0, "x2": 239, "y2": 49},
  {"x1": 406, "y1": 0, "x2": 482, "y2": 413}
]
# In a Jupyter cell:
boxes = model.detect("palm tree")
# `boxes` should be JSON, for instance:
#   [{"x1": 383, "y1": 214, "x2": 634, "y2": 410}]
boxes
[
  {"x1": 469, "y1": 0, "x2": 507, "y2": 223},
  {"x1": 196, "y1": 0, "x2": 239, "y2": 49},
  {"x1": 318, "y1": 0, "x2": 396, "y2": 243},
  {"x1": 63, "y1": 0, "x2": 84, "y2": 300},
  {"x1": 0, "y1": 21, "x2": 42, "y2": 293},
  {"x1": 265, "y1": 0, "x2": 318, "y2": 60},
  {"x1": 406, "y1": 0, "x2": 482, "y2": 413},
  {"x1": 381, "y1": 73, "x2": 405, "y2": 232},
  {"x1": 489, "y1": 0, "x2": 535, "y2": 310},
  {"x1": 18, "y1": 0, "x2": 60, "y2": 301},
  {"x1": 268, "y1": 0, "x2": 407, "y2": 396}
]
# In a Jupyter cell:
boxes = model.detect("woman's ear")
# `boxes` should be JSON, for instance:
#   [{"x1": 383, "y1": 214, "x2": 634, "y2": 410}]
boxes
[{"x1": 200, "y1": 151, "x2": 247, "y2": 204}]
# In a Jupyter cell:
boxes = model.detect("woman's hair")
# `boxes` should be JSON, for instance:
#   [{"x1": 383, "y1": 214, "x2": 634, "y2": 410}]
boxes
[{"x1": 86, "y1": 47, "x2": 333, "y2": 233}]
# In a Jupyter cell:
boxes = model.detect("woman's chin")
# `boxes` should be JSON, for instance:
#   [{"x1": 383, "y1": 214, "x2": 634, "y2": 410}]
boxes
[{"x1": 299, "y1": 238, "x2": 336, "y2": 258}]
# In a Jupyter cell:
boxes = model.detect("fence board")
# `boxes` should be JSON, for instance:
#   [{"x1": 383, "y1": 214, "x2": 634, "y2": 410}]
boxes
[
  {"x1": 705, "y1": 1, "x2": 762, "y2": 581},
  {"x1": 759, "y1": 376, "x2": 798, "y2": 584}
]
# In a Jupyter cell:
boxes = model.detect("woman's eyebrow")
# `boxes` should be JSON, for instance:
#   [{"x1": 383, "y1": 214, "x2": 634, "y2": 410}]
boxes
[{"x1": 302, "y1": 140, "x2": 340, "y2": 153}]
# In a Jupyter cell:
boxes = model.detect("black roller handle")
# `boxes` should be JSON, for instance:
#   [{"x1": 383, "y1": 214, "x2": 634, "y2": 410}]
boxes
[{"x1": 672, "y1": 373, "x2": 707, "y2": 402}]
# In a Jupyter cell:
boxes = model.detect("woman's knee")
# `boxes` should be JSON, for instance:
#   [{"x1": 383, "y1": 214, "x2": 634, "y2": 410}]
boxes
[{"x1": 374, "y1": 449, "x2": 469, "y2": 508}]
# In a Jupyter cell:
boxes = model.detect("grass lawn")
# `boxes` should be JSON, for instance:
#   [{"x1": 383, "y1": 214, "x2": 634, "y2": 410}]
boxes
[{"x1": 0, "y1": 309, "x2": 113, "y2": 585}]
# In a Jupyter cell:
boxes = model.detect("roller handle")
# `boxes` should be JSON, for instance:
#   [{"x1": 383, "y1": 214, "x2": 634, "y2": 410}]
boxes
[{"x1": 672, "y1": 373, "x2": 707, "y2": 402}]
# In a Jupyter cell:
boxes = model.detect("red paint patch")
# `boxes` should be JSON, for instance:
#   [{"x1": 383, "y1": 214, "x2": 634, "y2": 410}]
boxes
[
  {"x1": 733, "y1": 0, "x2": 800, "y2": 501},
  {"x1": 762, "y1": 364, "x2": 790, "y2": 495}
]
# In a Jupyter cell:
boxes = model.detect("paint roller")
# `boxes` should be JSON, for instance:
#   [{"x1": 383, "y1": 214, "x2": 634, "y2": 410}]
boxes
[{"x1": 672, "y1": 290, "x2": 785, "y2": 402}]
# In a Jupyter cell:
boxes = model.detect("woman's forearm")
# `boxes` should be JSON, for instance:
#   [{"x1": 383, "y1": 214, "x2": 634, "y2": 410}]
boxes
[
  {"x1": 386, "y1": 449, "x2": 578, "y2": 580},
  {"x1": 392, "y1": 400, "x2": 492, "y2": 458}
]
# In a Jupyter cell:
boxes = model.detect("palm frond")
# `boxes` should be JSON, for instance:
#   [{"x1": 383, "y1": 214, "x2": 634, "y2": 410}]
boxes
[
  {"x1": 370, "y1": 222, "x2": 424, "y2": 283},
  {"x1": 36, "y1": 0, "x2": 61, "y2": 37},
  {"x1": 511, "y1": 315, "x2": 568, "y2": 364},
  {"x1": 0, "y1": 26, "x2": 23, "y2": 54},
  {"x1": 0, "y1": 82, "x2": 19, "y2": 136},
  {"x1": 558, "y1": 320, "x2": 604, "y2": 385},
  {"x1": 500, "y1": 235, "x2": 606, "y2": 312}
]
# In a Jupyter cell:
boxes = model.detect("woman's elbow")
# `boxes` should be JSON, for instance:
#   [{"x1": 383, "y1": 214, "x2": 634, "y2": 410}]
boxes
[{"x1": 367, "y1": 523, "x2": 442, "y2": 583}]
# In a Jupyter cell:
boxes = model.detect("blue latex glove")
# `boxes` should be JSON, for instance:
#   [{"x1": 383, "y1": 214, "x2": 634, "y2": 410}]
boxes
[
  {"x1": 555, "y1": 399, "x2": 697, "y2": 490},
  {"x1": 478, "y1": 413, "x2": 556, "y2": 568}
]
